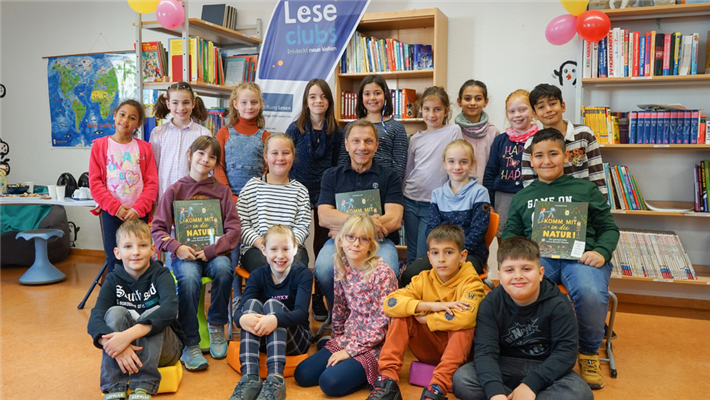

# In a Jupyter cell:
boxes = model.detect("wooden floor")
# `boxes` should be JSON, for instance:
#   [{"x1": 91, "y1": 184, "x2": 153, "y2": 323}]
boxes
[{"x1": 2, "y1": 253, "x2": 710, "y2": 399}]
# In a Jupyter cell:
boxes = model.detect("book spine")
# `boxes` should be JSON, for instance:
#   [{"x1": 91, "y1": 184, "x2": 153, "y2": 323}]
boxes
[
  {"x1": 630, "y1": 173, "x2": 646, "y2": 210},
  {"x1": 649, "y1": 31, "x2": 656, "y2": 76},
  {"x1": 683, "y1": 110, "x2": 691, "y2": 144},
  {"x1": 603, "y1": 163, "x2": 616, "y2": 209},
  {"x1": 649, "y1": 110, "x2": 658, "y2": 144},
  {"x1": 673, "y1": 32, "x2": 682, "y2": 75},
  {"x1": 669, "y1": 111, "x2": 678, "y2": 144},
  {"x1": 655, "y1": 32, "x2": 664, "y2": 76},
  {"x1": 628, "y1": 110, "x2": 638, "y2": 144},
  {"x1": 620, "y1": 166, "x2": 638, "y2": 210},
  {"x1": 639, "y1": 34, "x2": 646, "y2": 76},
  {"x1": 624, "y1": 30, "x2": 629, "y2": 77},
  {"x1": 644, "y1": 32, "x2": 652, "y2": 76},
  {"x1": 599, "y1": 37, "x2": 608, "y2": 78},
  {"x1": 700, "y1": 115, "x2": 707, "y2": 144},
  {"x1": 613, "y1": 166, "x2": 629, "y2": 210},
  {"x1": 584, "y1": 40, "x2": 593, "y2": 79},
  {"x1": 691, "y1": 33, "x2": 699, "y2": 75},
  {"x1": 608, "y1": 30, "x2": 615, "y2": 78},
  {"x1": 703, "y1": 160, "x2": 710, "y2": 212},
  {"x1": 695, "y1": 164, "x2": 701, "y2": 212},
  {"x1": 632, "y1": 32, "x2": 640, "y2": 77},
  {"x1": 663, "y1": 33, "x2": 671, "y2": 75},
  {"x1": 691, "y1": 110, "x2": 700, "y2": 144}
]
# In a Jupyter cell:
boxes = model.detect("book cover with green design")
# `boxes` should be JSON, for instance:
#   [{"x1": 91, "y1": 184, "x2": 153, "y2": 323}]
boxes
[
  {"x1": 173, "y1": 199, "x2": 223, "y2": 251},
  {"x1": 531, "y1": 201, "x2": 588, "y2": 260},
  {"x1": 335, "y1": 189, "x2": 382, "y2": 215}
]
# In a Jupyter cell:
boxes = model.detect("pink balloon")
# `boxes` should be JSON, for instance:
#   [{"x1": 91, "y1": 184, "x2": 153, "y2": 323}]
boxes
[
  {"x1": 156, "y1": 0, "x2": 184, "y2": 30},
  {"x1": 545, "y1": 14, "x2": 578, "y2": 46},
  {"x1": 576, "y1": 10, "x2": 611, "y2": 43}
]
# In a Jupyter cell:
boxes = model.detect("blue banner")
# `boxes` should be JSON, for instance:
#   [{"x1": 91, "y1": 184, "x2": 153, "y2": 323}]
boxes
[{"x1": 257, "y1": 0, "x2": 370, "y2": 132}]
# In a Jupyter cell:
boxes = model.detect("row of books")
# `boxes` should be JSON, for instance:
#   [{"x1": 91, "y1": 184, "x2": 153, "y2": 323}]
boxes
[
  {"x1": 693, "y1": 160, "x2": 710, "y2": 212},
  {"x1": 581, "y1": 106, "x2": 709, "y2": 145},
  {"x1": 136, "y1": 42, "x2": 169, "y2": 82},
  {"x1": 339, "y1": 32, "x2": 433, "y2": 74},
  {"x1": 603, "y1": 163, "x2": 647, "y2": 211},
  {"x1": 204, "y1": 108, "x2": 228, "y2": 136},
  {"x1": 611, "y1": 229, "x2": 697, "y2": 280},
  {"x1": 200, "y1": 4, "x2": 238, "y2": 31},
  {"x1": 168, "y1": 37, "x2": 226, "y2": 85},
  {"x1": 340, "y1": 88, "x2": 418, "y2": 120},
  {"x1": 582, "y1": 29, "x2": 706, "y2": 79},
  {"x1": 224, "y1": 54, "x2": 259, "y2": 86}
]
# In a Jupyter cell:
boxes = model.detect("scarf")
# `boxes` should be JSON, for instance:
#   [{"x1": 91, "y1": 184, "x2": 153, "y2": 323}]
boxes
[
  {"x1": 305, "y1": 120, "x2": 332, "y2": 160},
  {"x1": 456, "y1": 111, "x2": 490, "y2": 139},
  {"x1": 505, "y1": 125, "x2": 539, "y2": 143}
]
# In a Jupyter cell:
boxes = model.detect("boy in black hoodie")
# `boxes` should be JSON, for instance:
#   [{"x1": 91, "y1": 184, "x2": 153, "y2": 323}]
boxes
[
  {"x1": 88, "y1": 220, "x2": 185, "y2": 400},
  {"x1": 452, "y1": 236, "x2": 592, "y2": 400}
]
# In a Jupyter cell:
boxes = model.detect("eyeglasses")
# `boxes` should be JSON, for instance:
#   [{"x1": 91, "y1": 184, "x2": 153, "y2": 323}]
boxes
[{"x1": 343, "y1": 234, "x2": 371, "y2": 245}]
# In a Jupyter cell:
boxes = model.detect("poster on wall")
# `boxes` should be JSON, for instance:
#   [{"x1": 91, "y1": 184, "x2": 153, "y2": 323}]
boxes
[
  {"x1": 256, "y1": 0, "x2": 370, "y2": 133},
  {"x1": 46, "y1": 51, "x2": 136, "y2": 147}
]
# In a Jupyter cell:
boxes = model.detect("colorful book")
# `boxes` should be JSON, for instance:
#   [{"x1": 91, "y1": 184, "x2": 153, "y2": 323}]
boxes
[
  {"x1": 654, "y1": 33, "x2": 665, "y2": 76},
  {"x1": 413, "y1": 44, "x2": 433, "y2": 70},
  {"x1": 173, "y1": 199, "x2": 224, "y2": 251},
  {"x1": 335, "y1": 189, "x2": 382, "y2": 215},
  {"x1": 531, "y1": 201, "x2": 589, "y2": 260}
]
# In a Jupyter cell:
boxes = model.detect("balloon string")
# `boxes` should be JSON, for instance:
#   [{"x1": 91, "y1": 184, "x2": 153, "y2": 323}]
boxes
[{"x1": 87, "y1": 33, "x2": 114, "y2": 54}]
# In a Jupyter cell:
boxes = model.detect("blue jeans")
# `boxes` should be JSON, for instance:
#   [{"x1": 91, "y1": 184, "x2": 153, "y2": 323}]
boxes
[
  {"x1": 541, "y1": 258, "x2": 613, "y2": 354},
  {"x1": 403, "y1": 198, "x2": 430, "y2": 266},
  {"x1": 314, "y1": 238, "x2": 400, "y2": 309},
  {"x1": 224, "y1": 125, "x2": 265, "y2": 196},
  {"x1": 172, "y1": 255, "x2": 233, "y2": 346},
  {"x1": 293, "y1": 346, "x2": 368, "y2": 397},
  {"x1": 100, "y1": 306, "x2": 182, "y2": 394}
]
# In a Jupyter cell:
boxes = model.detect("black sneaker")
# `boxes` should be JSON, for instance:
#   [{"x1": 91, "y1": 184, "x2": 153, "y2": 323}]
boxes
[
  {"x1": 366, "y1": 376, "x2": 401, "y2": 400},
  {"x1": 420, "y1": 385, "x2": 447, "y2": 400},
  {"x1": 312, "y1": 293, "x2": 328, "y2": 322}
]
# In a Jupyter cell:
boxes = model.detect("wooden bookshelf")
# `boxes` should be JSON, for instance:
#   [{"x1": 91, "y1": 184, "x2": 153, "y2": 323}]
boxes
[
  {"x1": 143, "y1": 81, "x2": 233, "y2": 97},
  {"x1": 334, "y1": 8, "x2": 448, "y2": 135},
  {"x1": 139, "y1": 18, "x2": 262, "y2": 47},
  {"x1": 610, "y1": 273, "x2": 710, "y2": 286},
  {"x1": 338, "y1": 118, "x2": 424, "y2": 124},
  {"x1": 582, "y1": 74, "x2": 710, "y2": 86},
  {"x1": 599, "y1": 144, "x2": 710, "y2": 149},
  {"x1": 610, "y1": 209, "x2": 710, "y2": 217},
  {"x1": 601, "y1": 3, "x2": 710, "y2": 21}
]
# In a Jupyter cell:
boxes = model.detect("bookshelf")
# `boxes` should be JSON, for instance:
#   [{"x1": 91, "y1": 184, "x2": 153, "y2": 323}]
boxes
[
  {"x1": 334, "y1": 8, "x2": 448, "y2": 134},
  {"x1": 576, "y1": 5, "x2": 710, "y2": 300},
  {"x1": 134, "y1": 1, "x2": 262, "y2": 101}
]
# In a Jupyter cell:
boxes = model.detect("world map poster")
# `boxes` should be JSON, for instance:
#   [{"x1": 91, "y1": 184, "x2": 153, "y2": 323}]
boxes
[{"x1": 47, "y1": 52, "x2": 137, "y2": 147}]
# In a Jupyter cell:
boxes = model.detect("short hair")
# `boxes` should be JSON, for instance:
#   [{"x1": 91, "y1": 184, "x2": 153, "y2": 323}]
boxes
[
  {"x1": 115, "y1": 219, "x2": 151, "y2": 246},
  {"x1": 355, "y1": 75, "x2": 394, "y2": 118},
  {"x1": 262, "y1": 225, "x2": 298, "y2": 247},
  {"x1": 442, "y1": 139, "x2": 476, "y2": 165},
  {"x1": 427, "y1": 222, "x2": 465, "y2": 252},
  {"x1": 188, "y1": 136, "x2": 222, "y2": 169},
  {"x1": 530, "y1": 128, "x2": 566, "y2": 153},
  {"x1": 497, "y1": 236, "x2": 540, "y2": 266},
  {"x1": 529, "y1": 83, "x2": 563, "y2": 107},
  {"x1": 345, "y1": 119, "x2": 378, "y2": 141}
]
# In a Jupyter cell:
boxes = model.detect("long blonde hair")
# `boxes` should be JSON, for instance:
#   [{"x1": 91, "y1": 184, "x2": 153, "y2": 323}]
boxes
[
  {"x1": 226, "y1": 82, "x2": 265, "y2": 128},
  {"x1": 334, "y1": 214, "x2": 380, "y2": 283}
]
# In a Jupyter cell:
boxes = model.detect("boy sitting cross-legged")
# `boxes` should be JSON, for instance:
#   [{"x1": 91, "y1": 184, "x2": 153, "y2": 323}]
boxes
[
  {"x1": 452, "y1": 236, "x2": 593, "y2": 400},
  {"x1": 502, "y1": 128, "x2": 619, "y2": 390},
  {"x1": 88, "y1": 219, "x2": 186, "y2": 400},
  {"x1": 367, "y1": 223, "x2": 486, "y2": 400}
]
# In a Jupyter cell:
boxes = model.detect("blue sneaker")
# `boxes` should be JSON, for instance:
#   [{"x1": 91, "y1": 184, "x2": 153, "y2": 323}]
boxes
[
  {"x1": 180, "y1": 345, "x2": 208, "y2": 371},
  {"x1": 229, "y1": 374, "x2": 262, "y2": 400},
  {"x1": 208, "y1": 324, "x2": 228, "y2": 359}
]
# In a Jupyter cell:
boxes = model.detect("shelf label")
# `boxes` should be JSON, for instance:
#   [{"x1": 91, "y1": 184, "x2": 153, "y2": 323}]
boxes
[
  {"x1": 611, "y1": 275, "x2": 622, "y2": 279},
  {"x1": 631, "y1": 76, "x2": 653, "y2": 80},
  {"x1": 599, "y1": 144, "x2": 605, "y2": 147},
  {"x1": 611, "y1": 210, "x2": 626, "y2": 214},
  {"x1": 654, "y1": 145, "x2": 670, "y2": 148},
  {"x1": 685, "y1": 213, "x2": 710, "y2": 217},
  {"x1": 652, "y1": 278, "x2": 674, "y2": 283}
]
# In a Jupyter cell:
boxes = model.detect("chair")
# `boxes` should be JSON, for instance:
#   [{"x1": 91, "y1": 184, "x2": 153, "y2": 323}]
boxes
[
  {"x1": 557, "y1": 284, "x2": 618, "y2": 378},
  {"x1": 482, "y1": 212, "x2": 500, "y2": 290},
  {"x1": 197, "y1": 277, "x2": 213, "y2": 352},
  {"x1": 226, "y1": 337, "x2": 309, "y2": 379},
  {"x1": 15, "y1": 229, "x2": 66, "y2": 285}
]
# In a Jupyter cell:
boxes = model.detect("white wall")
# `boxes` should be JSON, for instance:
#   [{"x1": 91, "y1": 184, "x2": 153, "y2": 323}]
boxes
[{"x1": 3, "y1": 1, "x2": 707, "y2": 268}]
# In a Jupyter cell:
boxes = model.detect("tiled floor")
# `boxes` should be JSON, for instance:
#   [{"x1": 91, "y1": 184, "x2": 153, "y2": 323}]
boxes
[{"x1": 1, "y1": 253, "x2": 709, "y2": 399}]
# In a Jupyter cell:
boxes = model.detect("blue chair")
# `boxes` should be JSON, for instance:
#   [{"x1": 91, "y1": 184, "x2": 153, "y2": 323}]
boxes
[{"x1": 15, "y1": 229, "x2": 66, "y2": 285}]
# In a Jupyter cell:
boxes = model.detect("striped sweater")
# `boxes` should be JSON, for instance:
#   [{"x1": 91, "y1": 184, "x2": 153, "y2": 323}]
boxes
[
  {"x1": 236, "y1": 177, "x2": 311, "y2": 253},
  {"x1": 521, "y1": 120, "x2": 608, "y2": 199}
]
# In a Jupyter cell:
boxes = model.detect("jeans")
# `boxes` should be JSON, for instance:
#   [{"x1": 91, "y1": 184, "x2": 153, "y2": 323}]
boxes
[
  {"x1": 224, "y1": 126, "x2": 265, "y2": 196},
  {"x1": 293, "y1": 346, "x2": 368, "y2": 397},
  {"x1": 101, "y1": 211, "x2": 149, "y2": 274},
  {"x1": 240, "y1": 245, "x2": 310, "y2": 273},
  {"x1": 541, "y1": 258, "x2": 613, "y2": 354},
  {"x1": 314, "y1": 238, "x2": 400, "y2": 309},
  {"x1": 452, "y1": 357, "x2": 593, "y2": 400},
  {"x1": 100, "y1": 306, "x2": 182, "y2": 394},
  {"x1": 403, "y1": 198, "x2": 430, "y2": 266},
  {"x1": 172, "y1": 255, "x2": 233, "y2": 346}
]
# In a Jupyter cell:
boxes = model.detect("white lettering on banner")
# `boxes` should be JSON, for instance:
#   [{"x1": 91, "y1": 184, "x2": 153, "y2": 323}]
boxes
[{"x1": 285, "y1": 2, "x2": 337, "y2": 24}]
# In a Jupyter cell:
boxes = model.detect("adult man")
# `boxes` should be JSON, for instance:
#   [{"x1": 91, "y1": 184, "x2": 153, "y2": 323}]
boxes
[{"x1": 314, "y1": 119, "x2": 404, "y2": 309}]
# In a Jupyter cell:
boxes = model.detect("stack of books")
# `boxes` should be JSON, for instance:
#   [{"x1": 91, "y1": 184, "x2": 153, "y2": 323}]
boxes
[
  {"x1": 603, "y1": 163, "x2": 647, "y2": 211},
  {"x1": 136, "y1": 42, "x2": 168, "y2": 82},
  {"x1": 204, "y1": 108, "x2": 227, "y2": 136},
  {"x1": 611, "y1": 228, "x2": 697, "y2": 280},
  {"x1": 582, "y1": 29, "x2": 705, "y2": 78},
  {"x1": 224, "y1": 54, "x2": 259, "y2": 86},
  {"x1": 340, "y1": 92, "x2": 357, "y2": 120},
  {"x1": 340, "y1": 32, "x2": 432, "y2": 74},
  {"x1": 340, "y1": 88, "x2": 418, "y2": 120},
  {"x1": 201, "y1": 4, "x2": 238, "y2": 31},
  {"x1": 694, "y1": 159, "x2": 710, "y2": 212},
  {"x1": 168, "y1": 37, "x2": 226, "y2": 85}
]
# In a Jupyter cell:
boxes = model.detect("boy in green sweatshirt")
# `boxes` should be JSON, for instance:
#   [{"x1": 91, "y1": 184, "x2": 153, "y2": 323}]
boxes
[{"x1": 502, "y1": 128, "x2": 619, "y2": 391}]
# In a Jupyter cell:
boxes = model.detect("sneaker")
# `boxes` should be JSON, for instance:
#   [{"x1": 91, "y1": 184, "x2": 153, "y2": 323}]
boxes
[
  {"x1": 420, "y1": 385, "x2": 447, "y2": 400},
  {"x1": 604, "y1": 324, "x2": 618, "y2": 340},
  {"x1": 229, "y1": 374, "x2": 262, "y2": 400},
  {"x1": 208, "y1": 324, "x2": 228, "y2": 359},
  {"x1": 127, "y1": 388, "x2": 151, "y2": 400},
  {"x1": 312, "y1": 293, "x2": 328, "y2": 322},
  {"x1": 103, "y1": 392, "x2": 126, "y2": 400},
  {"x1": 181, "y1": 344, "x2": 209, "y2": 371},
  {"x1": 366, "y1": 376, "x2": 401, "y2": 400},
  {"x1": 578, "y1": 352, "x2": 605, "y2": 389},
  {"x1": 256, "y1": 375, "x2": 286, "y2": 400}
]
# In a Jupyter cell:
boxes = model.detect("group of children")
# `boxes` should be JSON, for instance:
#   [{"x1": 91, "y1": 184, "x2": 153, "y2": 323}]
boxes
[{"x1": 87, "y1": 73, "x2": 618, "y2": 400}]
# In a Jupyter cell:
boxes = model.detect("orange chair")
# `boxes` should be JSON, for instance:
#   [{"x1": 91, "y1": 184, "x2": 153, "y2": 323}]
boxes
[
  {"x1": 481, "y1": 212, "x2": 499, "y2": 290},
  {"x1": 226, "y1": 338, "x2": 309, "y2": 379}
]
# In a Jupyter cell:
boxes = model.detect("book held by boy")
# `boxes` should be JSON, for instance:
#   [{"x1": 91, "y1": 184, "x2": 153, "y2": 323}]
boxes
[
  {"x1": 335, "y1": 189, "x2": 382, "y2": 215},
  {"x1": 531, "y1": 201, "x2": 588, "y2": 260},
  {"x1": 173, "y1": 199, "x2": 224, "y2": 251}
]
